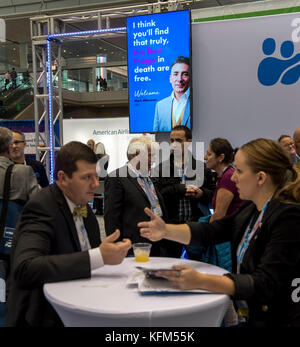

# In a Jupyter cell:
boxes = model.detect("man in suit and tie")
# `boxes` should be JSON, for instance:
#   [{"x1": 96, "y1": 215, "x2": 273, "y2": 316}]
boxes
[
  {"x1": 153, "y1": 56, "x2": 190, "y2": 132},
  {"x1": 104, "y1": 136, "x2": 182, "y2": 257},
  {"x1": 151, "y1": 126, "x2": 217, "y2": 258},
  {"x1": 5, "y1": 141, "x2": 131, "y2": 327}
]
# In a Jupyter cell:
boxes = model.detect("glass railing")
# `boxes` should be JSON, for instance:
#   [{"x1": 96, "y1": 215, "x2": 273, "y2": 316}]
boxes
[
  {"x1": 59, "y1": 66, "x2": 128, "y2": 92},
  {"x1": 0, "y1": 36, "x2": 129, "y2": 119}
]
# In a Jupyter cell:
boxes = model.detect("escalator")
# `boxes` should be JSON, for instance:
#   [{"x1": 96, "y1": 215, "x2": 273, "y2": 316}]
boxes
[{"x1": 0, "y1": 81, "x2": 33, "y2": 119}]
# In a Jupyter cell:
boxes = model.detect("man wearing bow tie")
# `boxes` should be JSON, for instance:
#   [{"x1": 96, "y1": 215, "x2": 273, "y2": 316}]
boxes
[{"x1": 5, "y1": 141, "x2": 131, "y2": 327}]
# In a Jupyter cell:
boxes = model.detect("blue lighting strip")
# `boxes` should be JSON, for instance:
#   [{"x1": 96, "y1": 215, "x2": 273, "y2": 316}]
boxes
[
  {"x1": 46, "y1": 37, "x2": 55, "y2": 184},
  {"x1": 49, "y1": 27, "x2": 126, "y2": 39},
  {"x1": 46, "y1": 27, "x2": 126, "y2": 183}
]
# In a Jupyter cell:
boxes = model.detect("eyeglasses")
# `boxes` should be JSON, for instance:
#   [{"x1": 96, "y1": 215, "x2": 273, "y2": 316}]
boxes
[
  {"x1": 283, "y1": 142, "x2": 295, "y2": 148},
  {"x1": 12, "y1": 140, "x2": 25, "y2": 145}
]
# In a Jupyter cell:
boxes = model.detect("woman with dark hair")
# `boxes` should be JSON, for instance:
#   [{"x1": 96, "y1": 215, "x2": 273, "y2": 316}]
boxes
[
  {"x1": 204, "y1": 138, "x2": 242, "y2": 222},
  {"x1": 139, "y1": 138, "x2": 300, "y2": 327}
]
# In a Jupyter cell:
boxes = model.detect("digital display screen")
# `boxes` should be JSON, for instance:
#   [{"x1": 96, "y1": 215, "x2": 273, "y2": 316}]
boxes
[{"x1": 127, "y1": 10, "x2": 192, "y2": 133}]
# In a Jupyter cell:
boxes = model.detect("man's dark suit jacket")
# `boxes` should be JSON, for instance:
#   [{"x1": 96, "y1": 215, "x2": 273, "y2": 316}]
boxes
[
  {"x1": 5, "y1": 183, "x2": 100, "y2": 327},
  {"x1": 152, "y1": 153, "x2": 217, "y2": 224},
  {"x1": 150, "y1": 154, "x2": 216, "y2": 258},
  {"x1": 25, "y1": 157, "x2": 49, "y2": 188},
  {"x1": 104, "y1": 165, "x2": 182, "y2": 257}
]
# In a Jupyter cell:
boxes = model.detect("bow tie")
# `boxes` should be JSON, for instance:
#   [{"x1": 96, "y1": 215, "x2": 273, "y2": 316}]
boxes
[{"x1": 73, "y1": 205, "x2": 87, "y2": 218}]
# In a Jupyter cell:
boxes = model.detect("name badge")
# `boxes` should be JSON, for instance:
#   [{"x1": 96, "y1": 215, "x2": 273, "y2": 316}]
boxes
[{"x1": 151, "y1": 205, "x2": 163, "y2": 217}]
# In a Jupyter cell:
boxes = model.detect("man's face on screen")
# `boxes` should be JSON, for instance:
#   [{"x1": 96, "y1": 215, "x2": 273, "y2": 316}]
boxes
[{"x1": 169, "y1": 63, "x2": 190, "y2": 97}]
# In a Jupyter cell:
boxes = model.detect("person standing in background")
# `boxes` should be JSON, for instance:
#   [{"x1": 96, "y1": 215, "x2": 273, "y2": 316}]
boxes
[
  {"x1": 104, "y1": 136, "x2": 172, "y2": 257},
  {"x1": 87, "y1": 139, "x2": 96, "y2": 153},
  {"x1": 0, "y1": 127, "x2": 39, "y2": 203},
  {"x1": 293, "y1": 127, "x2": 300, "y2": 167},
  {"x1": 151, "y1": 126, "x2": 217, "y2": 258},
  {"x1": 278, "y1": 134, "x2": 299, "y2": 165},
  {"x1": 10, "y1": 68, "x2": 17, "y2": 90},
  {"x1": 4, "y1": 71, "x2": 10, "y2": 90},
  {"x1": 0, "y1": 127, "x2": 39, "y2": 327},
  {"x1": 10, "y1": 130, "x2": 49, "y2": 188},
  {"x1": 204, "y1": 138, "x2": 242, "y2": 222}
]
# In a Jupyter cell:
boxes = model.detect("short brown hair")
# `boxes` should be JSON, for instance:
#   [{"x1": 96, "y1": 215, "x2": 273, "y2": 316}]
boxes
[
  {"x1": 278, "y1": 134, "x2": 289, "y2": 141},
  {"x1": 54, "y1": 141, "x2": 97, "y2": 180}
]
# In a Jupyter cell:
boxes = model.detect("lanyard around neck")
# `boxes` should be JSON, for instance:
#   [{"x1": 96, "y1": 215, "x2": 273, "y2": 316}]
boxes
[{"x1": 237, "y1": 199, "x2": 270, "y2": 273}]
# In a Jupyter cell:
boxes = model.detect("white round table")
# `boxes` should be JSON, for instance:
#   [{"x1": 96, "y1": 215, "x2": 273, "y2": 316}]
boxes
[{"x1": 43, "y1": 257, "x2": 230, "y2": 327}]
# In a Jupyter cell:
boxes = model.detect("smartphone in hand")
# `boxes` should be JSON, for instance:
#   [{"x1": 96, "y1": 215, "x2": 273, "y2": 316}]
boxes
[{"x1": 136, "y1": 266, "x2": 177, "y2": 279}]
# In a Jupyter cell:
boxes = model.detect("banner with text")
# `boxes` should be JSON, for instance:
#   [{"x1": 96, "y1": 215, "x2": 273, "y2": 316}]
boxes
[{"x1": 127, "y1": 10, "x2": 191, "y2": 133}]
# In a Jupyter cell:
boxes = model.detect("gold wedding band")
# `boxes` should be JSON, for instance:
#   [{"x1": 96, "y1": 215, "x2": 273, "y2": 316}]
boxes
[{"x1": 176, "y1": 271, "x2": 180, "y2": 278}]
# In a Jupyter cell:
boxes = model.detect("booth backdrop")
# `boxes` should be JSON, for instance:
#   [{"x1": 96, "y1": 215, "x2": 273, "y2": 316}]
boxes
[
  {"x1": 63, "y1": 117, "x2": 154, "y2": 173},
  {"x1": 191, "y1": 12, "x2": 300, "y2": 149}
]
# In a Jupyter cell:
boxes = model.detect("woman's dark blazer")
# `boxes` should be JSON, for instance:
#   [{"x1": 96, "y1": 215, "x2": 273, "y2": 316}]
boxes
[{"x1": 187, "y1": 200, "x2": 300, "y2": 327}]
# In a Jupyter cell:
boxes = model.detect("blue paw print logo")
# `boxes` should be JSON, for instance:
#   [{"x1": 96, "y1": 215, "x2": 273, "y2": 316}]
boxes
[{"x1": 258, "y1": 38, "x2": 300, "y2": 86}]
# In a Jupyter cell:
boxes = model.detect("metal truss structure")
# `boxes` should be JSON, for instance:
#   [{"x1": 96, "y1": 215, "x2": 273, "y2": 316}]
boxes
[{"x1": 30, "y1": 0, "x2": 195, "y2": 182}]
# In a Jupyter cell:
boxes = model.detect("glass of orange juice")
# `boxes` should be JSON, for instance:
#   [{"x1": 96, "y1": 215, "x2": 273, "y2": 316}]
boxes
[{"x1": 132, "y1": 243, "x2": 152, "y2": 262}]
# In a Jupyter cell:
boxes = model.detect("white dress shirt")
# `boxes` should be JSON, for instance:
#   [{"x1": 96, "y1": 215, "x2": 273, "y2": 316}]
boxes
[
  {"x1": 64, "y1": 194, "x2": 104, "y2": 271},
  {"x1": 171, "y1": 88, "x2": 190, "y2": 123}
]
